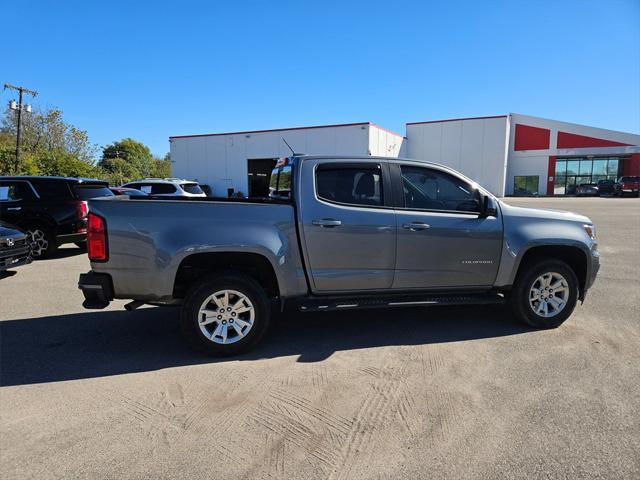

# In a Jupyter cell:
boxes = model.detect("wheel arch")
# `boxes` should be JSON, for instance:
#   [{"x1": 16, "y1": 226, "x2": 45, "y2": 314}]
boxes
[
  {"x1": 173, "y1": 251, "x2": 280, "y2": 302},
  {"x1": 514, "y1": 244, "x2": 588, "y2": 299}
]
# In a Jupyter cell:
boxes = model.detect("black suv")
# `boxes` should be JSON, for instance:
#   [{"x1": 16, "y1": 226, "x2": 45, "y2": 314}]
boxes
[{"x1": 0, "y1": 177, "x2": 113, "y2": 257}]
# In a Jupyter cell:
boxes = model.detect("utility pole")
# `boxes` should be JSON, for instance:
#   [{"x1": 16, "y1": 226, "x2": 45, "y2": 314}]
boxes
[{"x1": 4, "y1": 83, "x2": 38, "y2": 174}]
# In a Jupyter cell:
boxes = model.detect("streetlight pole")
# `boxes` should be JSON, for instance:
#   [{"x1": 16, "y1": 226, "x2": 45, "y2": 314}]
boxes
[{"x1": 4, "y1": 83, "x2": 38, "y2": 174}]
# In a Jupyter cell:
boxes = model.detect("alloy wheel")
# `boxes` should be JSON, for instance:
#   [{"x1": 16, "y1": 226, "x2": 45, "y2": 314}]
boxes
[
  {"x1": 528, "y1": 272, "x2": 569, "y2": 318},
  {"x1": 198, "y1": 289, "x2": 255, "y2": 344},
  {"x1": 27, "y1": 229, "x2": 49, "y2": 257}
]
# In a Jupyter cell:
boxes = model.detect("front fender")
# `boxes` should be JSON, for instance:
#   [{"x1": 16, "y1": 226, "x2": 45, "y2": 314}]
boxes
[{"x1": 494, "y1": 203, "x2": 596, "y2": 288}]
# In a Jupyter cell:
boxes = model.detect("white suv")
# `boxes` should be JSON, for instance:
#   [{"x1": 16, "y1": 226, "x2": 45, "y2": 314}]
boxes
[{"x1": 122, "y1": 178, "x2": 207, "y2": 197}]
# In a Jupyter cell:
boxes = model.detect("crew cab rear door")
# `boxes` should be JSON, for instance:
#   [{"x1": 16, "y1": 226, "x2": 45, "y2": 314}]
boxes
[
  {"x1": 390, "y1": 162, "x2": 502, "y2": 289},
  {"x1": 298, "y1": 159, "x2": 396, "y2": 293}
]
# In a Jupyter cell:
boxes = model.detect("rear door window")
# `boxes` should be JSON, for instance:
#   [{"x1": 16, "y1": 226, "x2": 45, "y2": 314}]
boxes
[
  {"x1": 151, "y1": 184, "x2": 177, "y2": 194},
  {"x1": 181, "y1": 183, "x2": 203, "y2": 194},
  {"x1": 31, "y1": 181, "x2": 72, "y2": 199},
  {"x1": 73, "y1": 185, "x2": 114, "y2": 199},
  {"x1": 316, "y1": 165, "x2": 383, "y2": 207}
]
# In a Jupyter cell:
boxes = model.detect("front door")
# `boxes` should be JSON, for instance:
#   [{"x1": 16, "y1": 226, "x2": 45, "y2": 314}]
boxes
[
  {"x1": 392, "y1": 164, "x2": 502, "y2": 289},
  {"x1": 299, "y1": 160, "x2": 396, "y2": 292}
]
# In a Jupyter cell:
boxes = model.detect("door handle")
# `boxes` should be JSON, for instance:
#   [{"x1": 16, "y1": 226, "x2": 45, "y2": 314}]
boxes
[
  {"x1": 403, "y1": 222, "x2": 430, "y2": 231},
  {"x1": 7, "y1": 207, "x2": 21, "y2": 211},
  {"x1": 312, "y1": 219, "x2": 342, "y2": 228}
]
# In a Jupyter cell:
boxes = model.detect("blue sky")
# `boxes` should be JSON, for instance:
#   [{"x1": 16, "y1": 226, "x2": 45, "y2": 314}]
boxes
[{"x1": 3, "y1": 0, "x2": 639, "y2": 157}]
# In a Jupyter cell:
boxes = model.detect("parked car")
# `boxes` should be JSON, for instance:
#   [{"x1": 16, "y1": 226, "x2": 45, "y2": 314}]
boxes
[
  {"x1": 615, "y1": 176, "x2": 640, "y2": 197},
  {"x1": 575, "y1": 183, "x2": 599, "y2": 197},
  {"x1": 79, "y1": 155, "x2": 600, "y2": 356},
  {"x1": 596, "y1": 179, "x2": 616, "y2": 196},
  {"x1": 0, "y1": 221, "x2": 32, "y2": 272},
  {"x1": 121, "y1": 178, "x2": 206, "y2": 197},
  {"x1": 0, "y1": 176, "x2": 113, "y2": 257},
  {"x1": 109, "y1": 187, "x2": 148, "y2": 196}
]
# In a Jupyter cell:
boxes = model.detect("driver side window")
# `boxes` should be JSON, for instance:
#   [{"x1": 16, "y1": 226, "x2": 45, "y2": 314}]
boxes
[{"x1": 400, "y1": 166, "x2": 480, "y2": 213}]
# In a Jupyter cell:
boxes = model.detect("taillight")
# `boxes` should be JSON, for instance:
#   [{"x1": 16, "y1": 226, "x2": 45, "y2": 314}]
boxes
[
  {"x1": 87, "y1": 212, "x2": 108, "y2": 262},
  {"x1": 75, "y1": 200, "x2": 89, "y2": 219},
  {"x1": 68, "y1": 200, "x2": 89, "y2": 219}
]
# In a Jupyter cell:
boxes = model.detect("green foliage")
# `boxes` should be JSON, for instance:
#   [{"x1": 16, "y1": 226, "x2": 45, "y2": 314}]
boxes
[
  {"x1": 0, "y1": 106, "x2": 169, "y2": 183},
  {"x1": 99, "y1": 138, "x2": 154, "y2": 180},
  {"x1": 150, "y1": 153, "x2": 172, "y2": 178}
]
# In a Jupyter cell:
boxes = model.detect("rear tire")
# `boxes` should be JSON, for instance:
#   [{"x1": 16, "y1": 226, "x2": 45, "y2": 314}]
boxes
[
  {"x1": 180, "y1": 273, "x2": 271, "y2": 356},
  {"x1": 510, "y1": 259, "x2": 579, "y2": 328}
]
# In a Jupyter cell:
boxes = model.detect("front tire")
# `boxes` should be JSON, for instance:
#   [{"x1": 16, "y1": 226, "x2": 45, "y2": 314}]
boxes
[
  {"x1": 180, "y1": 273, "x2": 271, "y2": 356},
  {"x1": 510, "y1": 259, "x2": 579, "y2": 328}
]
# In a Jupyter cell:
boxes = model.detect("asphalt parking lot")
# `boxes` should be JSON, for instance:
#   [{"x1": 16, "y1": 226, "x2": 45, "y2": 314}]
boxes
[{"x1": 1, "y1": 197, "x2": 639, "y2": 479}]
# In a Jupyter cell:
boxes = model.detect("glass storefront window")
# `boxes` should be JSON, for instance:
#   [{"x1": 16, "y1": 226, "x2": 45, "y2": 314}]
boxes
[
  {"x1": 592, "y1": 159, "x2": 607, "y2": 176},
  {"x1": 566, "y1": 160, "x2": 580, "y2": 176},
  {"x1": 579, "y1": 159, "x2": 592, "y2": 175},
  {"x1": 514, "y1": 176, "x2": 539, "y2": 196},
  {"x1": 576, "y1": 176, "x2": 591, "y2": 185},
  {"x1": 552, "y1": 156, "x2": 624, "y2": 195},
  {"x1": 554, "y1": 175, "x2": 566, "y2": 195}
]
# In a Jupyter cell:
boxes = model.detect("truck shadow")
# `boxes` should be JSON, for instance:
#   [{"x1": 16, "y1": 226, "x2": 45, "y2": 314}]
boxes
[{"x1": 1, "y1": 305, "x2": 531, "y2": 386}]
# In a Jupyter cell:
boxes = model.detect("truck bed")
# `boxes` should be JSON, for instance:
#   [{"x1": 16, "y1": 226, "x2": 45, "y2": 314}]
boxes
[{"x1": 87, "y1": 196, "x2": 307, "y2": 302}]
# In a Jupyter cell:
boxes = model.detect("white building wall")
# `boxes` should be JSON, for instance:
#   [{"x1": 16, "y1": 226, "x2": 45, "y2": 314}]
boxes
[
  {"x1": 368, "y1": 125, "x2": 404, "y2": 157},
  {"x1": 170, "y1": 115, "x2": 639, "y2": 199},
  {"x1": 405, "y1": 116, "x2": 510, "y2": 196},
  {"x1": 505, "y1": 113, "x2": 640, "y2": 195},
  {"x1": 170, "y1": 124, "x2": 371, "y2": 196}
]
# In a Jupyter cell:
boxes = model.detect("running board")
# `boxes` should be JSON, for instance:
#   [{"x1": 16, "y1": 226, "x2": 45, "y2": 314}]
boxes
[{"x1": 297, "y1": 292, "x2": 505, "y2": 312}]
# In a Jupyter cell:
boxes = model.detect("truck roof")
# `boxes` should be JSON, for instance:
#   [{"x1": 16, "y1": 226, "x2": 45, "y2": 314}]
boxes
[{"x1": 293, "y1": 154, "x2": 448, "y2": 168}]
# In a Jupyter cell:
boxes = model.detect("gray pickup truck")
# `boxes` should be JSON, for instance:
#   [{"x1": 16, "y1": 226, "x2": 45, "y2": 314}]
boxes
[{"x1": 79, "y1": 155, "x2": 600, "y2": 355}]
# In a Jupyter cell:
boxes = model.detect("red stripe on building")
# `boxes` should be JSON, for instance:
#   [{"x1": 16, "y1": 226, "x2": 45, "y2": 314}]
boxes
[
  {"x1": 547, "y1": 156, "x2": 556, "y2": 196},
  {"x1": 514, "y1": 124, "x2": 551, "y2": 151},
  {"x1": 623, "y1": 153, "x2": 640, "y2": 176},
  {"x1": 557, "y1": 131, "x2": 632, "y2": 149}
]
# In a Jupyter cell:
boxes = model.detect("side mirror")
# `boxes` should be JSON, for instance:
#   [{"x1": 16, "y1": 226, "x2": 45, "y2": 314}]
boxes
[{"x1": 479, "y1": 193, "x2": 498, "y2": 218}]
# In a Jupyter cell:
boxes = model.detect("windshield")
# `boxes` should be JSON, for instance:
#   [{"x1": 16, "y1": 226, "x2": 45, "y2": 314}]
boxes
[
  {"x1": 181, "y1": 183, "x2": 204, "y2": 194},
  {"x1": 74, "y1": 185, "x2": 114, "y2": 199},
  {"x1": 269, "y1": 165, "x2": 292, "y2": 199}
]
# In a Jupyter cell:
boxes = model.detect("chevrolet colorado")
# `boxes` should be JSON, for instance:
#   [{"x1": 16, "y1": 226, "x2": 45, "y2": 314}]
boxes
[{"x1": 79, "y1": 156, "x2": 600, "y2": 355}]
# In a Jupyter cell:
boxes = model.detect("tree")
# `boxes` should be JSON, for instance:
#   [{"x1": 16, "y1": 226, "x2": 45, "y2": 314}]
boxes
[
  {"x1": 0, "y1": 106, "x2": 98, "y2": 175},
  {"x1": 35, "y1": 149, "x2": 98, "y2": 178},
  {"x1": 99, "y1": 138, "x2": 154, "y2": 182},
  {"x1": 150, "y1": 152, "x2": 172, "y2": 178}
]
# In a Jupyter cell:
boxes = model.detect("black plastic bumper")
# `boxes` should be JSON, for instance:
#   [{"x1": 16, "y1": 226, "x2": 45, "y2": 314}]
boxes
[{"x1": 78, "y1": 271, "x2": 114, "y2": 309}]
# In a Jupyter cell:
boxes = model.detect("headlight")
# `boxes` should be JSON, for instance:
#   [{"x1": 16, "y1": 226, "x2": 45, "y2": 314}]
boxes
[{"x1": 583, "y1": 224, "x2": 596, "y2": 239}]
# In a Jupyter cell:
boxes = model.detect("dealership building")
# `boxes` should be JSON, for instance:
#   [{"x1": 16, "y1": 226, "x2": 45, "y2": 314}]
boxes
[{"x1": 170, "y1": 113, "x2": 640, "y2": 197}]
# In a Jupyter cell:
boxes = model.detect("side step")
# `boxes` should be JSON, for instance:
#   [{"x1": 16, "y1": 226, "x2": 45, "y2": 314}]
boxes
[{"x1": 298, "y1": 292, "x2": 505, "y2": 312}]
